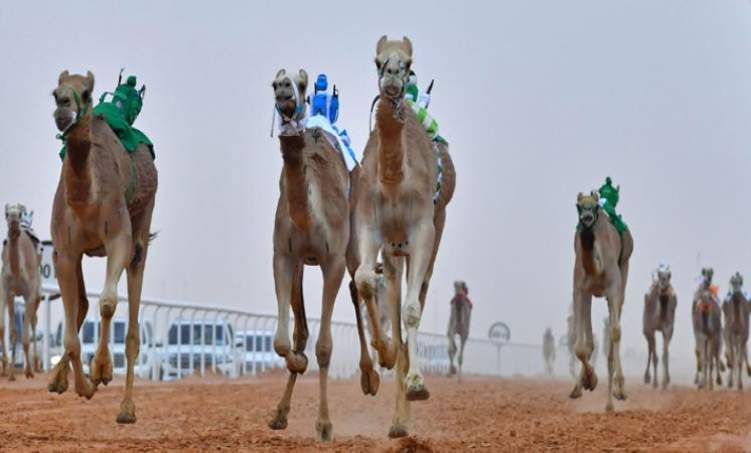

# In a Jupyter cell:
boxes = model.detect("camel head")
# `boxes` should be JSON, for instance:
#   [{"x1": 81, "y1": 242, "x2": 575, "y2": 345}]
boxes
[
  {"x1": 374, "y1": 35, "x2": 413, "y2": 101},
  {"x1": 4, "y1": 203, "x2": 26, "y2": 239},
  {"x1": 272, "y1": 69, "x2": 308, "y2": 122},
  {"x1": 730, "y1": 272, "x2": 744, "y2": 296},
  {"x1": 701, "y1": 267, "x2": 714, "y2": 288},
  {"x1": 576, "y1": 191, "x2": 600, "y2": 229},
  {"x1": 53, "y1": 70, "x2": 95, "y2": 132},
  {"x1": 454, "y1": 280, "x2": 468, "y2": 296},
  {"x1": 654, "y1": 265, "x2": 672, "y2": 293}
]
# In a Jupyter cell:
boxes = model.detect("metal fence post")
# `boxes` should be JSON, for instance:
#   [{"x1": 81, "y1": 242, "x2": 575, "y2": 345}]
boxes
[{"x1": 43, "y1": 293, "x2": 51, "y2": 371}]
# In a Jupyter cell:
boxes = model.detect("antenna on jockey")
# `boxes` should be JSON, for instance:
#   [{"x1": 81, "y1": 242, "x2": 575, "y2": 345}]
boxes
[
  {"x1": 427, "y1": 79, "x2": 435, "y2": 94},
  {"x1": 118, "y1": 67, "x2": 125, "y2": 85},
  {"x1": 139, "y1": 85, "x2": 146, "y2": 100}
]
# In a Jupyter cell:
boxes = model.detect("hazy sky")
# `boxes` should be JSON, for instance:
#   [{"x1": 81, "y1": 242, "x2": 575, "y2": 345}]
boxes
[{"x1": 2, "y1": 1, "x2": 751, "y2": 362}]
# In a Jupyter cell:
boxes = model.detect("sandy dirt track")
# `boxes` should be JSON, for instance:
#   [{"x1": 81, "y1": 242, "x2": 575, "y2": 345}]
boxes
[{"x1": 0, "y1": 371, "x2": 750, "y2": 452}]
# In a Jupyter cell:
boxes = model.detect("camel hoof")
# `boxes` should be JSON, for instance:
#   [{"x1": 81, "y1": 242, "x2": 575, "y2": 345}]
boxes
[
  {"x1": 644, "y1": 373, "x2": 650, "y2": 384},
  {"x1": 269, "y1": 407, "x2": 289, "y2": 431},
  {"x1": 287, "y1": 353, "x2": 308, "y2": 374},
  {"x1": 316, "y1": 421, "x2": 333, "y2": 442},
  {"x1": 360, "y1": 367, "x2": 380, "y2": 396},
  {"x1": 449, "y1": 365, "x2": 457, "y2": 376},
  {"x1": 583, "y1": 369, "x2": 598, "y2": 391},
  {"x1": 24, "y1": 367, "x2": 34, "y2": 379},
  {"x1": 569, "y1": 385, "x2": 582, "y2": 399},
  {"x1": 116, "y1": 399, "x2": 137, "y2": 424},
  {"x1": 406, "y1": 383, "x2": 430, "y2": 401},
  {"x1": 652, "y1": 379, "x2": 657, "y2": 389},
  {"x1": 8, "y1": 373, "x2": 16, "y2": 382},
  {"x1": 388, "y1": 424, "x2": 408, "y2": 439},
  {"x1": 48, "y1": 369, "x2": 69, "y2": 394},
  {"x1": 614, "y1": 390, "x2": 627, "y2": 401},
  {"x1": 90, "y1": 354, "x2": 113, "y2": 386},
  {"x1": 76, "y1": 376, "x2": 96, "y2": 400},
  {"x1": 606, "y1": 401, "x2": 614, "y2": 413}
]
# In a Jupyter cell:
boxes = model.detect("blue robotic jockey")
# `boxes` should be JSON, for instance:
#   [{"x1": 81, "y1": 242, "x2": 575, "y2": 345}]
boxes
[{"x1": 306, "y1": 74, "x2": 359, "y2": 171}]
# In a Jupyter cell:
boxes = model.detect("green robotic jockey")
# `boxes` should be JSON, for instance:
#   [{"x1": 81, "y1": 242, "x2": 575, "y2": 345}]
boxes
[
  {"x1": 404, "y1": 70, "x2": 446, "y2": 144},
  {"x1": 598, "y1": 177, "x2": 628, "y2": 235}
]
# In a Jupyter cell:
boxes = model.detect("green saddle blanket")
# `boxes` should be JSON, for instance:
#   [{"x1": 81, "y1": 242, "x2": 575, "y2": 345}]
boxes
[{"x1": 601, "y1": 202, "x2": 628, "y2": 235}]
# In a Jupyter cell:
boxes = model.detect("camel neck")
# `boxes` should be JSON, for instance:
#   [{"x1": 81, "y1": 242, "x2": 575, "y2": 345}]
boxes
[
  {"x1": 279, "y1": 134, "x2": 311, "y2": 231},
  {"x1": 6, "y1": 229, "x2": 20, "y2": 276},
  {"x1": 62, "y1": 113, "x2": 93, "y2": 205},
  {"x1": 578, "y1": 226, "x2": 597, "y2": 275},
  {"x1": 375, "y1": 99, "x2": 406, "y2": 185}
]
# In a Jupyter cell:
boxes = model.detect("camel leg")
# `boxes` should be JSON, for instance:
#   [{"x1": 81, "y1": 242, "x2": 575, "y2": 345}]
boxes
[
  {"x1": 382, "y1": 255, "x2": 404, "y2": 370},
  {"x1": 458, "y1": 335, "x2": 468, "y2": 383},
  {"x1": 389, "y1": 340, "x2": 410, "y2": 439},
  {"x1": 728, "y1": 337, "x2": 736, "y2": 388},
  {"x1": 643, "y1": 331, "x2": 654, "y2": 385},
  {"x1": 51, "y1": 252, "x2": 94, "y2": 398},
  {"x1": 116, "y1": 219, "x2": 151, "y2": 424},
  {"x1": 91, "y1": 231, "x2": 131, "y2": 387},
  {"x1": 270, "y1": 254, "x2": 307, "y2": 430},
  {"x1": 716, "y1": 343, "x2": 723, "y2": 387},
  {"x1": 350, "y1": 281, "x2": 379, "y2": 396},
  {"x1": 607, "y1": 283, "x2": 626, "y2": 406},
  {"x1": 651, "y1": 333, "x2": 658, "y2": 389},
  {"x1": 0, "y1": 294, "x2": 6, "y2": 377},
  {"x1": 354, "y1": 230, "x2": 393, "y2": 368},
  {"x1": 744, "y1": 342, "x2": 751, "y2": 377},
  {"x1": 570, "y1": 291, "x2": 595, "y2": 399},
  {"x1": 662, "y1": 330, "x2": 671, "y2": 390},
  {"x1": 22, "y1": 295, "x2": 33, "y2": 378},
  {"x1": 6, "y1": 290, "x2": 16, "y2": 381},
  {"x1": 447, "y1": 331, "x2": 457, "y2": 376},
  {"x1": 314, "y1": 256, "x2": 344, "y2": 442},
  {"x1": 403, "y1": 222, "x2": 435, "y2": 402}
]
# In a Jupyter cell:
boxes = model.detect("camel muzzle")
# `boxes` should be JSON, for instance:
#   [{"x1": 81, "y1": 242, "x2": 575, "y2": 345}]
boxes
[{"x1": 54, "y1": 108, "x2": 76, "y2": 132}]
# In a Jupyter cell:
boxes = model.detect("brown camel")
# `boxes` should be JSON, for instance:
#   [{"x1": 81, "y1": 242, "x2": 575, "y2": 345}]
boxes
[
  {"x1": 570, "y1": 191, "x2": 633, "y2": 412},
  {"x1": 722, "y1": 272, "x2": 750, "y2": 390},
  {"x1": 1, "y1": 203, "x2": 42, "y2": 380},
  {"x1": 448, "y1": 280, "x2": 472, "y2": 380},
  {"x1": 267, "y1": 69, "x2": 350, "y2": 442},
  {"x1": 353, "y1": 35, "x2": 456, "y2": 438},
  {"x1": 48, "y1": 71, "x2": 157, "y2": 424},
  {"x1": 643, "y1": 265, "x2": 677, "y2": 390}
]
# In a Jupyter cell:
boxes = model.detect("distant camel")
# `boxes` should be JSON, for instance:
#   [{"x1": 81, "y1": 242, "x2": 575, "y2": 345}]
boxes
[
  {"x1": 447, "y1": 281, "x2": 472, "y2": 381},
  {"x1": 722, "y1": 272, "x2": 750, "y2": 390},
  {"x1": 643, "y1": 265, "x2": 677, "y2": 390},
  {"x1": 542, "y1": 328, "x2": 555, "y2": 376}
]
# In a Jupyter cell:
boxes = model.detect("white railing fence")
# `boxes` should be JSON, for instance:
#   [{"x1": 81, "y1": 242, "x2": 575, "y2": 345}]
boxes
[{"x1": 0, "y1": 286, "x2": 545, "y2": 381}]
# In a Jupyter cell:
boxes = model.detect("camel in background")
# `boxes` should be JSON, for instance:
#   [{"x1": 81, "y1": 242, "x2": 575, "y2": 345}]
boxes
[
  {"x1": 692, "y1": 268, "x2": 723, "y2": 387},
  {"x1": 693, "y1": 286, "x2": 723, "y2": 390},
  {"x1": 570, "y1": 191, "x2": 633, "y2": 412},
  {"x1": 722, "y1": 272, "x2": 750, "y2": 390},
  {"x1": 1, "y1": 203, "x2": 42, "y2": 380},
  {"x1": 49, "y1": 71, "x2": 157, "y2": 423},
  {"x1": 353, "y1": 36, "x2": 455, "y2": 438},
  {"x1": 542, "y1": 328, "x2": 555, "y2": 376},
  {"x1": 267, "y1": 69, "x2": 350, "y2": 441},
  {"x1": 643, "y1": 265, "x2": 677, "y2": 390},
  {"x1": 448, "y1": 280, "x2": 472, "y2": 381}
]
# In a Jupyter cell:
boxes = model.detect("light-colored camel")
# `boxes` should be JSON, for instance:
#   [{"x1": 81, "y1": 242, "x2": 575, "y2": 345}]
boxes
[
  {"x1": 353, "y1": 36, "x2": 456, "y2": 438},
  {"x1": 448, "y1": 280, "x2": 472, "y2": 380},
  {"x1": 570, "y1": 191, "x2": 633, "y2": 412},
  {"x1": 267, "y1": 69, "x2": 350, "y2": 442},
  {"x1": 49, "y1": 71, "x2": 157, "y2": 424},
  {"x1": 542, "y1": 327, "x2": 555, "y2": 376},
  {"x1": 643, "y1": 265, "x2": 677, "y2": 390},
  {"x1": 722, "y1": 272, "x2": 750, "y2": 390},
  {"x1": 1, "y1": 204, "x2": 42, "y2": 380},
  {"x1": 693, "y1": 286, "x2": 723, "y2": 390},
  {"x1": 692, "y1": 268, "x2": 724, "y2": 387},
  {"x1": 601, "y1": 317, "x2": 610, "y2": 365}
]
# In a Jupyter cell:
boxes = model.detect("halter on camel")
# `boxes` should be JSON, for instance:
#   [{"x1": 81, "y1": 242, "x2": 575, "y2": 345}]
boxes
[{"x1": 270, "y1": 74, "x2": 306, "y2": 137}]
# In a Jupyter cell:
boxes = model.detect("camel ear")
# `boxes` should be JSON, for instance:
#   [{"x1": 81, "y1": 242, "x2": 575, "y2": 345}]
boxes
[
  {"x1": 297, "y1": 69, "x2": 308, "y2": 92},
  {"x1": 402, "y1": 36, "x2": 413, "y2": 57},
  {"x1": 58, "y1": 70, "x2": 69, "y2": 85},
  {"x1": 376, "y1": 35, "x2": 388, "y2": 54},
  {"x1": 275, "y1": 69, "x2": 286, "y2": 80},
  {"x1": 576, "y1": 192, "x2": 584, "y2": 202},
  {"x1": 85, "y1": 71, "x2": 95, "y2": 92}
]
